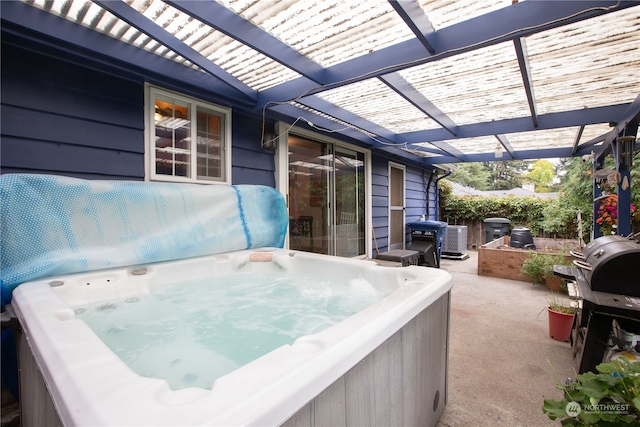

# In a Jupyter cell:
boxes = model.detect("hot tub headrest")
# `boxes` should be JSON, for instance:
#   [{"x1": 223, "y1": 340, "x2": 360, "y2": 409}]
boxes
[{"x1": 0, "y1": 174, "x2": 288, "y2": 303}]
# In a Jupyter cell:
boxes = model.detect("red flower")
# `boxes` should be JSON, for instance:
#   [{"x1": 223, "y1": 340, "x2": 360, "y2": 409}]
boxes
[{"x1": 596, "y1": 193, "x2": 635, "y2": 235}]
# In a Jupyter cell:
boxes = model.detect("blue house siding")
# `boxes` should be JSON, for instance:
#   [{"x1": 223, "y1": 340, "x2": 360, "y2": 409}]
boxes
[
  {"x1": 1, "y1": 40, "x2": 442, "y2": 259},
  {"x1": 371, "y1": 156, "x2": 390, "y2": 254},
  {"x1": 230, "y1": 113, "x2": 276, "y2": 186},
  {"x1": 371, "y1": 157, "x2": 441, "y2": 256},
  {"x1": 0, "y1": 42, "x2": 275, "y2": 186},
  {"x1": 406, "y1": 165, "x2": 440, "y2": 221},
  {"x1": 405, "y1": 166, "x2": 428, "y2": 221},
  {"x1": 1, "y1": 43, "x2": 145, "y2": 180}
]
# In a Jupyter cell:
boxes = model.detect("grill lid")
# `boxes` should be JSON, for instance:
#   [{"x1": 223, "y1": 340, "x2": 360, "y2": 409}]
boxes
[
  {"x1": 581, "y1": 235, "x2": 628, "y2": 259},
  {"x1": 574, "y1": 236, "x2": 640, "y2": 296}
]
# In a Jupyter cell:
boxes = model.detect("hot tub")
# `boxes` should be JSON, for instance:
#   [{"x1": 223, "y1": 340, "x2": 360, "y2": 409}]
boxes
[
  {"x1": 2, "y1": 174, "x2": 451, "y2": 426},
  {"x1": 13, "y1": 248, "x2": 451, "y2": 426}
]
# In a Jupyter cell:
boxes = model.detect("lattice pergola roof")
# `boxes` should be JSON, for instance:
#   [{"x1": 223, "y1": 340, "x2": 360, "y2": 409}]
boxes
[{"x1": 3, "y1": 0, "x2": 640, "y2": 167}]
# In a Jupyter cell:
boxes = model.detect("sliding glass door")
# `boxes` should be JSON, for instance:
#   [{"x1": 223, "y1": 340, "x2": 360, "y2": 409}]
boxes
[{"x1": 288, "y1": 135, "x2": 365, "y2": 257}]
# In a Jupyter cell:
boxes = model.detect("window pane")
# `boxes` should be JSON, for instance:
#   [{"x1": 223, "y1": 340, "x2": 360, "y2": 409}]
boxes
[
  {"x1": 154, "y1": 95, "x2": 191, "y2": 178},
  {"x1": 288, "y1": 136, "x2": 329, "y2": 255},
  {"x1": 390, "y1": 167, "x2": 404, "y2": 207},
  {"x1": 196, "y1": 108, "x2": 223, "y2": 180},
  {"x1": 335, "y1": 148, "x2": 365, "y2": 257}
]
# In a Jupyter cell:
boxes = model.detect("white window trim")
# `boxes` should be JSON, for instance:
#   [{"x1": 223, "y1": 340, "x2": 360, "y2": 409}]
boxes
[
  {"x1": 274, "y1": 122, "x2": 372, "y2": 258},
  {"x1": 144, "y1": 84, "x2": 232, "y2": 184}
]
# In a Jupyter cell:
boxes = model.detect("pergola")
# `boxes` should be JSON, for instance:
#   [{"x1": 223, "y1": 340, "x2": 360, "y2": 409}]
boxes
[{"x1": 2, "y1": 0, "x2": 640, "y2": 233}]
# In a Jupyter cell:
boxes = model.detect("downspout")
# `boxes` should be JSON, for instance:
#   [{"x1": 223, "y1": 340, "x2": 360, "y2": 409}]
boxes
[
  {"x1": 423, "y1": 170, "x2": 435, "y2": 220},
  {"x1": 435, "y1": 168, "x2": 452, "y2": 221}
]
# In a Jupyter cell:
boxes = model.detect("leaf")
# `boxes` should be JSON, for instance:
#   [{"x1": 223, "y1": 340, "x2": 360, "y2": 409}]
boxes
[
  {"x1": 560, "y1": 418, "x2": 581, "y2": 427},
  {"x1": 597, "y1": 361, "x2": 623, "y2": 375},
  {"x1": 596, "y1": 373, "x2": 619, "y2": 386},
  {"x1": 618, "y1": 414, "x2": 639, "y2": 423},
  {"x1": 543, "y1": 399, "x2": 570, "y2": 420},
  {"x1": 579, "y1": 409, "x2": 602, "y2": 424},
  {"x1": 565, "y1": 389, "x2": 586, "y2": 402},
  {"x1": 576, "y1": 378, "x2": 609, "y2": 400}
]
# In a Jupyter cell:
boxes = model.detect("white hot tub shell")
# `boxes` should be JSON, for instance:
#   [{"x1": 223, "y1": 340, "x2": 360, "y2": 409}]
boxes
[{"x1": 13, "y1": 248, "x2": 452, "y2": 427}]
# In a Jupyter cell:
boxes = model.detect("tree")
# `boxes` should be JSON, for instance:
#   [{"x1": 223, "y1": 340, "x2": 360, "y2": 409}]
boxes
[
  {"x1": 448, "y1": 163, "x2": 491, "y2": 190},
  {"x1": 542, "y1": 157, "x2": 599, "y2": 241},
  {"x1": 484, "y1": 160, "x2": 533, "y2": 190},
  {"x1": 527, "y1": 159, "x2": 556, "y2": 192}
]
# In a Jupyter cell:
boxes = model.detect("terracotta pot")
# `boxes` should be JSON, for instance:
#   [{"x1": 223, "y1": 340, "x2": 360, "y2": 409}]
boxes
[
  {"x1": 545, "y1": 275, "x2": 562, "y2": 292},
  {"x1": 548, "y1": 307, "x2": 574, "y2": 342}
]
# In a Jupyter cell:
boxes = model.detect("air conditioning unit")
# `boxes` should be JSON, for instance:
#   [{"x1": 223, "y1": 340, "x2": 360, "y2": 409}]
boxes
[{"x1": 442, "y1": 225, "x2": 467, "y2": 255}]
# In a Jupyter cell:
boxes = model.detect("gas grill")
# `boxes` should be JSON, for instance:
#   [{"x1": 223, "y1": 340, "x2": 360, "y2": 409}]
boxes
[
  {"x1": 572, "y1": 235, "x2": 640, "y2": 296},
  {"x1": 555, "y1": 235, "x2": 640, "y2": 373}
]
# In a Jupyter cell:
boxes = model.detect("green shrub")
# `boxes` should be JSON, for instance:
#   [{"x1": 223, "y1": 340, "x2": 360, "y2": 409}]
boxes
[
  {"x1": 543, "y1": 358, "x2": 640, "y2": 425},
  {"x1": 521, "y1": 252, "x2": 569, "y2": 285}
]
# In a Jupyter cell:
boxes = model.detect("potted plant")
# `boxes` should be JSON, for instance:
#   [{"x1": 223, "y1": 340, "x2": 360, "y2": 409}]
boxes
[
  {"x1": 543, "y1": 357, "x2": 640, "y2": 424},
  {"x1": 547, "y1": 294, "x2": 576, "y2": 342},
  {"x1": 521, "y1": 252, "x2": 569, "y2": 291}
]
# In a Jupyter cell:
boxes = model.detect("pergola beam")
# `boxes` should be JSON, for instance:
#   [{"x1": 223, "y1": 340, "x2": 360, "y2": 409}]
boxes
[
  {"x1": 0, "y1": 1, "x2": 256, "y2": 105},
  {"x1": 513, "y1": 37, "x2": 538, "y2": 127},
  {"x1": 93, "y1": 0, "x2": 254, "y2": 98},
  {"x1": 378, "y1": 73, "x2": 458, "y2": 137},
  {"x1": 165, "y1": 1, "x2": 327, "y2": 85},
  {"x1": 495, "y1": 134, "x2": 515, "y2": 160},
  {"x1": 594, "y1": 91, "x2": 640, "y2": 158},
  {"x1": 401, "y1": 104, "x2": 629, "y2": 144},
  {"x1": 258, "y1": 1, "x2": 636, "y2": 106},
  {"x1": 388, "y1": 0, "x2": 437, "y2": 54}
]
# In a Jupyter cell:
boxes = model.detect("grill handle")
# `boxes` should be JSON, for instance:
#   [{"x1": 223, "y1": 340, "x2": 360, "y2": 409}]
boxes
[
  {"x1": 573, "y1": 259, "x2": 592, "y2": 271},
  {"x1": 569, "y1": 250, "x2": 585, "y2": 260}
]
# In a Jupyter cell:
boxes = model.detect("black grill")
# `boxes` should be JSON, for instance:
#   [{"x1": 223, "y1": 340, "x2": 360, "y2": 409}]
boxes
[
  {"x1": 559, "y1": 235, "x2": 640, "y2": 374},
  {"x1": 572, "y1": 235, "x2": 640, "y2": 296}
]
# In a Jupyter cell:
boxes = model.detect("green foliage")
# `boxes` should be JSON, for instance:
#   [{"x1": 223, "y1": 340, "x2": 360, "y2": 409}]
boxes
[
  {"x1": 448, "y1": 161, "x2": 534, "y2": 191},
  {"x1": 539, "y1": 157, "x2": 595, "y2": 241},
  {"x1": 543, "y1": 358, "x2": 640, "y2": 425},
  {"x1": 440, "y1": 154, "x2": 640, "y2": 239},
  {"x1": 484, "y1": 160, "x2": 533, "y2": 190},
  {"x1": 527, "y1": 159, "x2": 556, "y2": 192},
  {"x1": 548, "y1": 297, "x2": 575, "y2": 314},
  {"x1": 521, "y1": 252, "x2": 569, "y2": 285},
  {"x1": 541, "y1": 194, "x2": 591, "y2": 243},
  {"x1": 449, "y1": 163, "x2": 491, "y2": 190},
  {"x1": 440, "y1": 192, "x2": 548, "y2": 233}
]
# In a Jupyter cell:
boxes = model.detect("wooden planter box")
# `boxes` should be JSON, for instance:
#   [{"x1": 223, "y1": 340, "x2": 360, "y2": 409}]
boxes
[{"x1": 477, "y1": 236, "x2": 579, "y2": 282}]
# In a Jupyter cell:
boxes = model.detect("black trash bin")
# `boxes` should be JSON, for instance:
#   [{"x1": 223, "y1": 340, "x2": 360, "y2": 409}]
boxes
[
  {"x1": 407, "y1": 220, "x2": 448, "y2": 268},
  {"x1": 483, "y1": 217, "x2": 510, "y2": 243}
]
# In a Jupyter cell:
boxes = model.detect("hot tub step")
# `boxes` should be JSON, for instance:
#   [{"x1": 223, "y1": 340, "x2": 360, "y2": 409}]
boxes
[{"x1": 375, "y1": 249, "x2": 419, "y2": 267}]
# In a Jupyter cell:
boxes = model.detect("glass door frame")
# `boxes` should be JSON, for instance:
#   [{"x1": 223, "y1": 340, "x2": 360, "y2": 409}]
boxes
[
  {"x1": 274, "y1": 122, "x2": 372, "y2": 258},
  {"x1": 388, "y1": 162, "x2": 406, "y2": 250}
]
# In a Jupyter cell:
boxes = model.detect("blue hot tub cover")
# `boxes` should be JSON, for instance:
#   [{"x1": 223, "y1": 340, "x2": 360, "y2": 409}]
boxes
[{"x1": 0, "y1": 174, "x2": 288, "y2": 304}]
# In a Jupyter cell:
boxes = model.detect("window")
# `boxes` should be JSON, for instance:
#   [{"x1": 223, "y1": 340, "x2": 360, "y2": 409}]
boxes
[{"x1": 147, "y1": 86, "x2": 231, "y2": 184}]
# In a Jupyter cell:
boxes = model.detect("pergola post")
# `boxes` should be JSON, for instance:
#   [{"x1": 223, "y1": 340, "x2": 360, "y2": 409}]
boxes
[{"x1": 614, "y1": 134, "x2": 635, "y2": 236}]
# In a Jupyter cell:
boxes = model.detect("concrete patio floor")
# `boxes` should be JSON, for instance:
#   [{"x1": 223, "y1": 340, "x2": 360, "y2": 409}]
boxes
[{"x1": 436, "y1": 250, "x2": 574, "y2": 427}]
